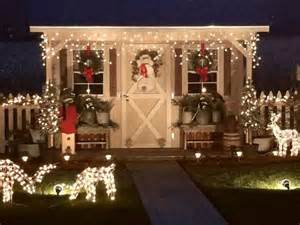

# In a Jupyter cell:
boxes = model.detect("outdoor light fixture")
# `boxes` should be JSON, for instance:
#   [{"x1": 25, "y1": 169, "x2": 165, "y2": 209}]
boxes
[
  {"x1": 201, "y1": 87, "x2": 207, "y2": 93},
  {"x1": 195, "y1": 152, "x2": 202, "y2": 160},
  {"x1": 281, "y1": 179, "x2": 290, "y2": 190},
  {"x1": 171, "y1": 132, "x2": 175, "y2": 140},
  {"x1": 63, "y1": 154, "x2": 71, "y2": 162},
  {"x1": 272, "y1": 150, "x2": 279, "y2": 156},
  {"x1": 236, "y1": 151, "x2": 243, "y2": 158},
  {"x1": 21, "y1": 155, "x2": 29, "y2": 162},
  {"x1": 105, "y1": 154, "x2": 112, "y2": 161},
  {"x1": 54, "y1": 184, "x2": 64, "y2": 196}
]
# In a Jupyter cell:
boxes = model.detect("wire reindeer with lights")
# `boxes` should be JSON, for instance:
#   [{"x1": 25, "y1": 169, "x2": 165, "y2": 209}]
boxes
[
  {"x1": 268, "y1": 113, "x2": 299, "y2": 157},
  {"x1": 69, "y1": 164, "x2": 116, "y2": 203},
  {"x1": 0, "y1": 159, "x2": 56, "y2": 203}
]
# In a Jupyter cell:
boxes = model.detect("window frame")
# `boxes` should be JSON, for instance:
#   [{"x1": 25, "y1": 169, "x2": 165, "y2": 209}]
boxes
[
  {"x1": 70, "y1": 47, "x2": 108, "y2": 97},
  {"x1": 185, "y1": 47, "x2": 219, "y2": 95}
]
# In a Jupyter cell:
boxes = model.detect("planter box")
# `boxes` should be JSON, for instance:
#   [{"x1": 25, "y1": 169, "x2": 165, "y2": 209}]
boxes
[
  {"x1": 182, "y1": 111, "x2": 193, "y2": 124},
  {"x1": 18, "y1": 144, "x2": 40, "y2": 158},
  {"x1": 96, "y1": 112, "x2": 110, "y2": 125},
  {"x1": 253, "y1": 137, "x2": 274, "y2": 152},
  {"x1": 223, "y1": 132, "x2": 241, "y2": 150}
]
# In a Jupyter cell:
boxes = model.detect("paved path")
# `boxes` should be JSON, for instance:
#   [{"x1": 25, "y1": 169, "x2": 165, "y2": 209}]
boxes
[{"x1": 127, "y1": 161, "x2": 227, "y2": 225}]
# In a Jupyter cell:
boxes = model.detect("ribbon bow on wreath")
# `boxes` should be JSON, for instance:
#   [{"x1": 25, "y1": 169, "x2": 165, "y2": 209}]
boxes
[{"x1": 193, "y1": 43, "x2": 212, "y2": 82}]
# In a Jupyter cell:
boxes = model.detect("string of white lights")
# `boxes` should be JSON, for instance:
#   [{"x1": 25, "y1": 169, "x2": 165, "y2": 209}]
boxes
[
  {"x1": 69, "y1": 163, "x2": 116, "y2": 203},
  {"x1": 0, "y1": 159, "x2": 56, "y2": 203}
]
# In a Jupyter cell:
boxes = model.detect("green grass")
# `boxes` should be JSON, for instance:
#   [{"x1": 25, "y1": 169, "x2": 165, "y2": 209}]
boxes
[
  {"x1": 0, "y1": 163, "x2": 151, "y2": 225},
  {"x1": 181, "y1": 161, "x2": 300, "y2": 225}
]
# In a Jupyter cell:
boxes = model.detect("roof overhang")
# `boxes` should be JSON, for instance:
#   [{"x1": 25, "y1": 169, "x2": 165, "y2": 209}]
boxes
[
  {"x1": 30, "y1": 25, "x2": 269, "y2": 33},
  {"x1": 30, "y1": 25, "x2": 269, "y2": 42}
]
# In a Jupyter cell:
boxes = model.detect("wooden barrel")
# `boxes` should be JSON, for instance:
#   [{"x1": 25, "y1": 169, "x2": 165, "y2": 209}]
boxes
[{"x1": 223, "y1": 132, "x2": 242, "y2": 150}]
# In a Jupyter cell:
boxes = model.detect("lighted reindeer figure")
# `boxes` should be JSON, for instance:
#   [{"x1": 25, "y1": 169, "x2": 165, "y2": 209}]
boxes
[
  {"x1": 0, "y1": 159, "x2": 56, "y2": 203},
  {"x1": 69, "y1": 164, "x2": 116, "y2": 203},
  {"x1": 268, "y1": 113, "x2": 299, "y2": 157}
]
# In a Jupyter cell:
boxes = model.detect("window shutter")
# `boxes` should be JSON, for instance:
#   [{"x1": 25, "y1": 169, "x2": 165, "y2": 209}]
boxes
[
  {"x1": 224, "y1": 48, "x2": 231, "y2": 96},
  {"x1": 174, "y1": 48, "x2": 182, "y2": 96},
  {"x1": 109, "y1": 48, "x2": 117, "y2": 97},
  {"x1": 59, "y1": 48, "x2": 68, "y2": 89}
]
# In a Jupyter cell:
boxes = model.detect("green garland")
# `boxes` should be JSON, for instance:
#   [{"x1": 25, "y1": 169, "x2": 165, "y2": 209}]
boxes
[{"x1": 131, "y1": 49, "x2": 163, "y2": 81}]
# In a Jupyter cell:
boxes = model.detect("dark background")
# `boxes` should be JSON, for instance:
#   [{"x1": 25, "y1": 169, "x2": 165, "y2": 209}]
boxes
[{"x1": 0, "y1": 0, "x2": 299, "y2": 94}]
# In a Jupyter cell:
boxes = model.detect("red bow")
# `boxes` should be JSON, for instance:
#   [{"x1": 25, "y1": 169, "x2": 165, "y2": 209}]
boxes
[
  {"x1": 139, "y1": 63, "x2": 148, "y2": 78},
  {"x1": 196, "y1": 67, "x2": 209, "y2": 82},
  {"x1": 84, "y1": 67, "x2": 94, "y2": 83}
]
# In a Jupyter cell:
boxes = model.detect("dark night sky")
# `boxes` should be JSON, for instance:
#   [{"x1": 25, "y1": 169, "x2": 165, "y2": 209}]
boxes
[{"x1": 0, "y1": 0, "x2": 300, "y2": 94}]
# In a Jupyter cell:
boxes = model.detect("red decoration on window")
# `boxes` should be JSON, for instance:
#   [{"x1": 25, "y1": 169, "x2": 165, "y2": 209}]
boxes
[
  {"x1": 195, "y1": 42, "x2": 209, "y2": 82},
  {"x1": 84, "y1": 67, "x2": 94, "y2": 83},
  {"x1": 83, "y1": 45, "x2": 94, "y2": 83},
  {"x1": 195, "y1": 67, "x2": 208, "y2": 82},
  {"x1": 139, "y1": 63, "x2": 148, "y2": 78}
]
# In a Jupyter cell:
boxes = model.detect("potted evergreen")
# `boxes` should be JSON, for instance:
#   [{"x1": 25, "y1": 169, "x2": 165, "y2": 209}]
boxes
[
  {"x1": 95, "y1": 99, "x2": 113, "y2": 125},
  {"x1": 211, "y1": 92, "x2": 225, "y2": 124},
  {"x1": 171, "y1": 95, "x2": 195, "y2": 124},
  {"x1": 195, "y1": 95, "x2": 212, "y2": 125},
  {"x1": 253, "y1": 125, "x2": 274, "y2": 152},
  {"x1": 76, "y1": 95, "x2": 98, "y2": 126}
]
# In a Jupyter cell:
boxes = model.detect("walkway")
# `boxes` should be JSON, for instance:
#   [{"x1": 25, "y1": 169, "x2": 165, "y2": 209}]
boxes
[{"x1": 127, "y1": 161, "x2": 227, "y2": 225}]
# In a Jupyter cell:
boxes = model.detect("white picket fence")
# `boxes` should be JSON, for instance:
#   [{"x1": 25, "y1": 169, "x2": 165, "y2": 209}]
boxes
[
  {"x1": 258, "y1": 90, "x2": 299, "y2": 129},
  {"x1": 0, "y1": 94, "x2": 40, "y2": 153}
]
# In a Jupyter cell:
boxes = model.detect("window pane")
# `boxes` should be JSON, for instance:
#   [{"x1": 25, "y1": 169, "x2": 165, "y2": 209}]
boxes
[
  {"x1": 89, "y1": 84, "x2": 103, "y2": 94},
  {"x1": 93, "y1": 73, "x2": 103, "y2": 83},
  {"x1": 74, "y1": 73, "x2": 87, "y2": 83},
  {"x1": 74, "y1": 85, "x2": 89, "y2": 94},
  {"x1": 188, "y1": 72, "x2": 201, "y2": 82},
  {"x1": 204, "y1": 84, "x2": 217, "y2": 92},
  {"x1": 188, "y1": 84, "x2": 202, "y2": 93},
  {"x1": 207, "y1": 72, "x2": 217, "y2": 82}
]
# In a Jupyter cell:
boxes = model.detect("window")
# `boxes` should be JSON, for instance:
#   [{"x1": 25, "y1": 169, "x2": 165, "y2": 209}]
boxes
[
  {"x1": 187, "y1": 49, "x2": 218, "y2": 94},
  {"x1": 72, "y1": 50, "x2": 104, "y2": 95}
]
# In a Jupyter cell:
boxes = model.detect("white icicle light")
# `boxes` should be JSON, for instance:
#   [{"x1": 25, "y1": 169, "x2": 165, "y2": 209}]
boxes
[
  {"x1": 268, "y1": 113, "x2": 299, "y2": 157},
  {"x1": 0, "y1": 159, "x2": 56, "y2": 203},
  {"x1": 69, "y1": 164, "x2": 117, "y2": 203}
]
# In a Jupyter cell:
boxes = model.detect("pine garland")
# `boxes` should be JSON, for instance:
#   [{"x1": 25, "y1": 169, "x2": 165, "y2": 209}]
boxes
[
  {"x1": 240, "y1": 79, "x2": 261, "y2": 129},
  {"x1": 38, "y1": 80, "x2": 60, "y2": 134}
]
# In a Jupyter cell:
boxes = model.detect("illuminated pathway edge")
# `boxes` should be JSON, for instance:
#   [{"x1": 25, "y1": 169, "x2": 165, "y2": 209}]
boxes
[{"x1": 127, "y1": 161, "x2": 227, "y2": 225}]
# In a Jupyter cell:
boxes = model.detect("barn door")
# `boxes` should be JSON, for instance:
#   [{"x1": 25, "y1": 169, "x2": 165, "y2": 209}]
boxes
[{"x1": 121, "y1": 44, "x2": 171, "y2": 148}]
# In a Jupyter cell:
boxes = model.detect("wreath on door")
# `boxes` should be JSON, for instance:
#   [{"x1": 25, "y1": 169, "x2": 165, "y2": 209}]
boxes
[
  {"x1": 190, "y1": 43, "x2": 213, "y2": 82},
  {"x1": 131, "y1": 49, "x2": 163, "y2": 82}
]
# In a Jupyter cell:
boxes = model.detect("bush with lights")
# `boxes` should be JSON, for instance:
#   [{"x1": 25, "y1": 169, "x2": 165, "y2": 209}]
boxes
[
  {"x1": 240, "y1": 79, "x2": 261, "y2": 144},
  {"x1": 38, "y1": 80, "x2": 60, "y2": 135}
]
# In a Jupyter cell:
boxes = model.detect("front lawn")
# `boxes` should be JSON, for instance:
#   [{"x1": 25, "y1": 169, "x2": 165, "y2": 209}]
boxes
[
  {"x1": 181, "y1": 160, "x2": 300, "y2": 225},
  {"x1": 0, "y1": 163, "x2": 151, "y2": 225}
]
